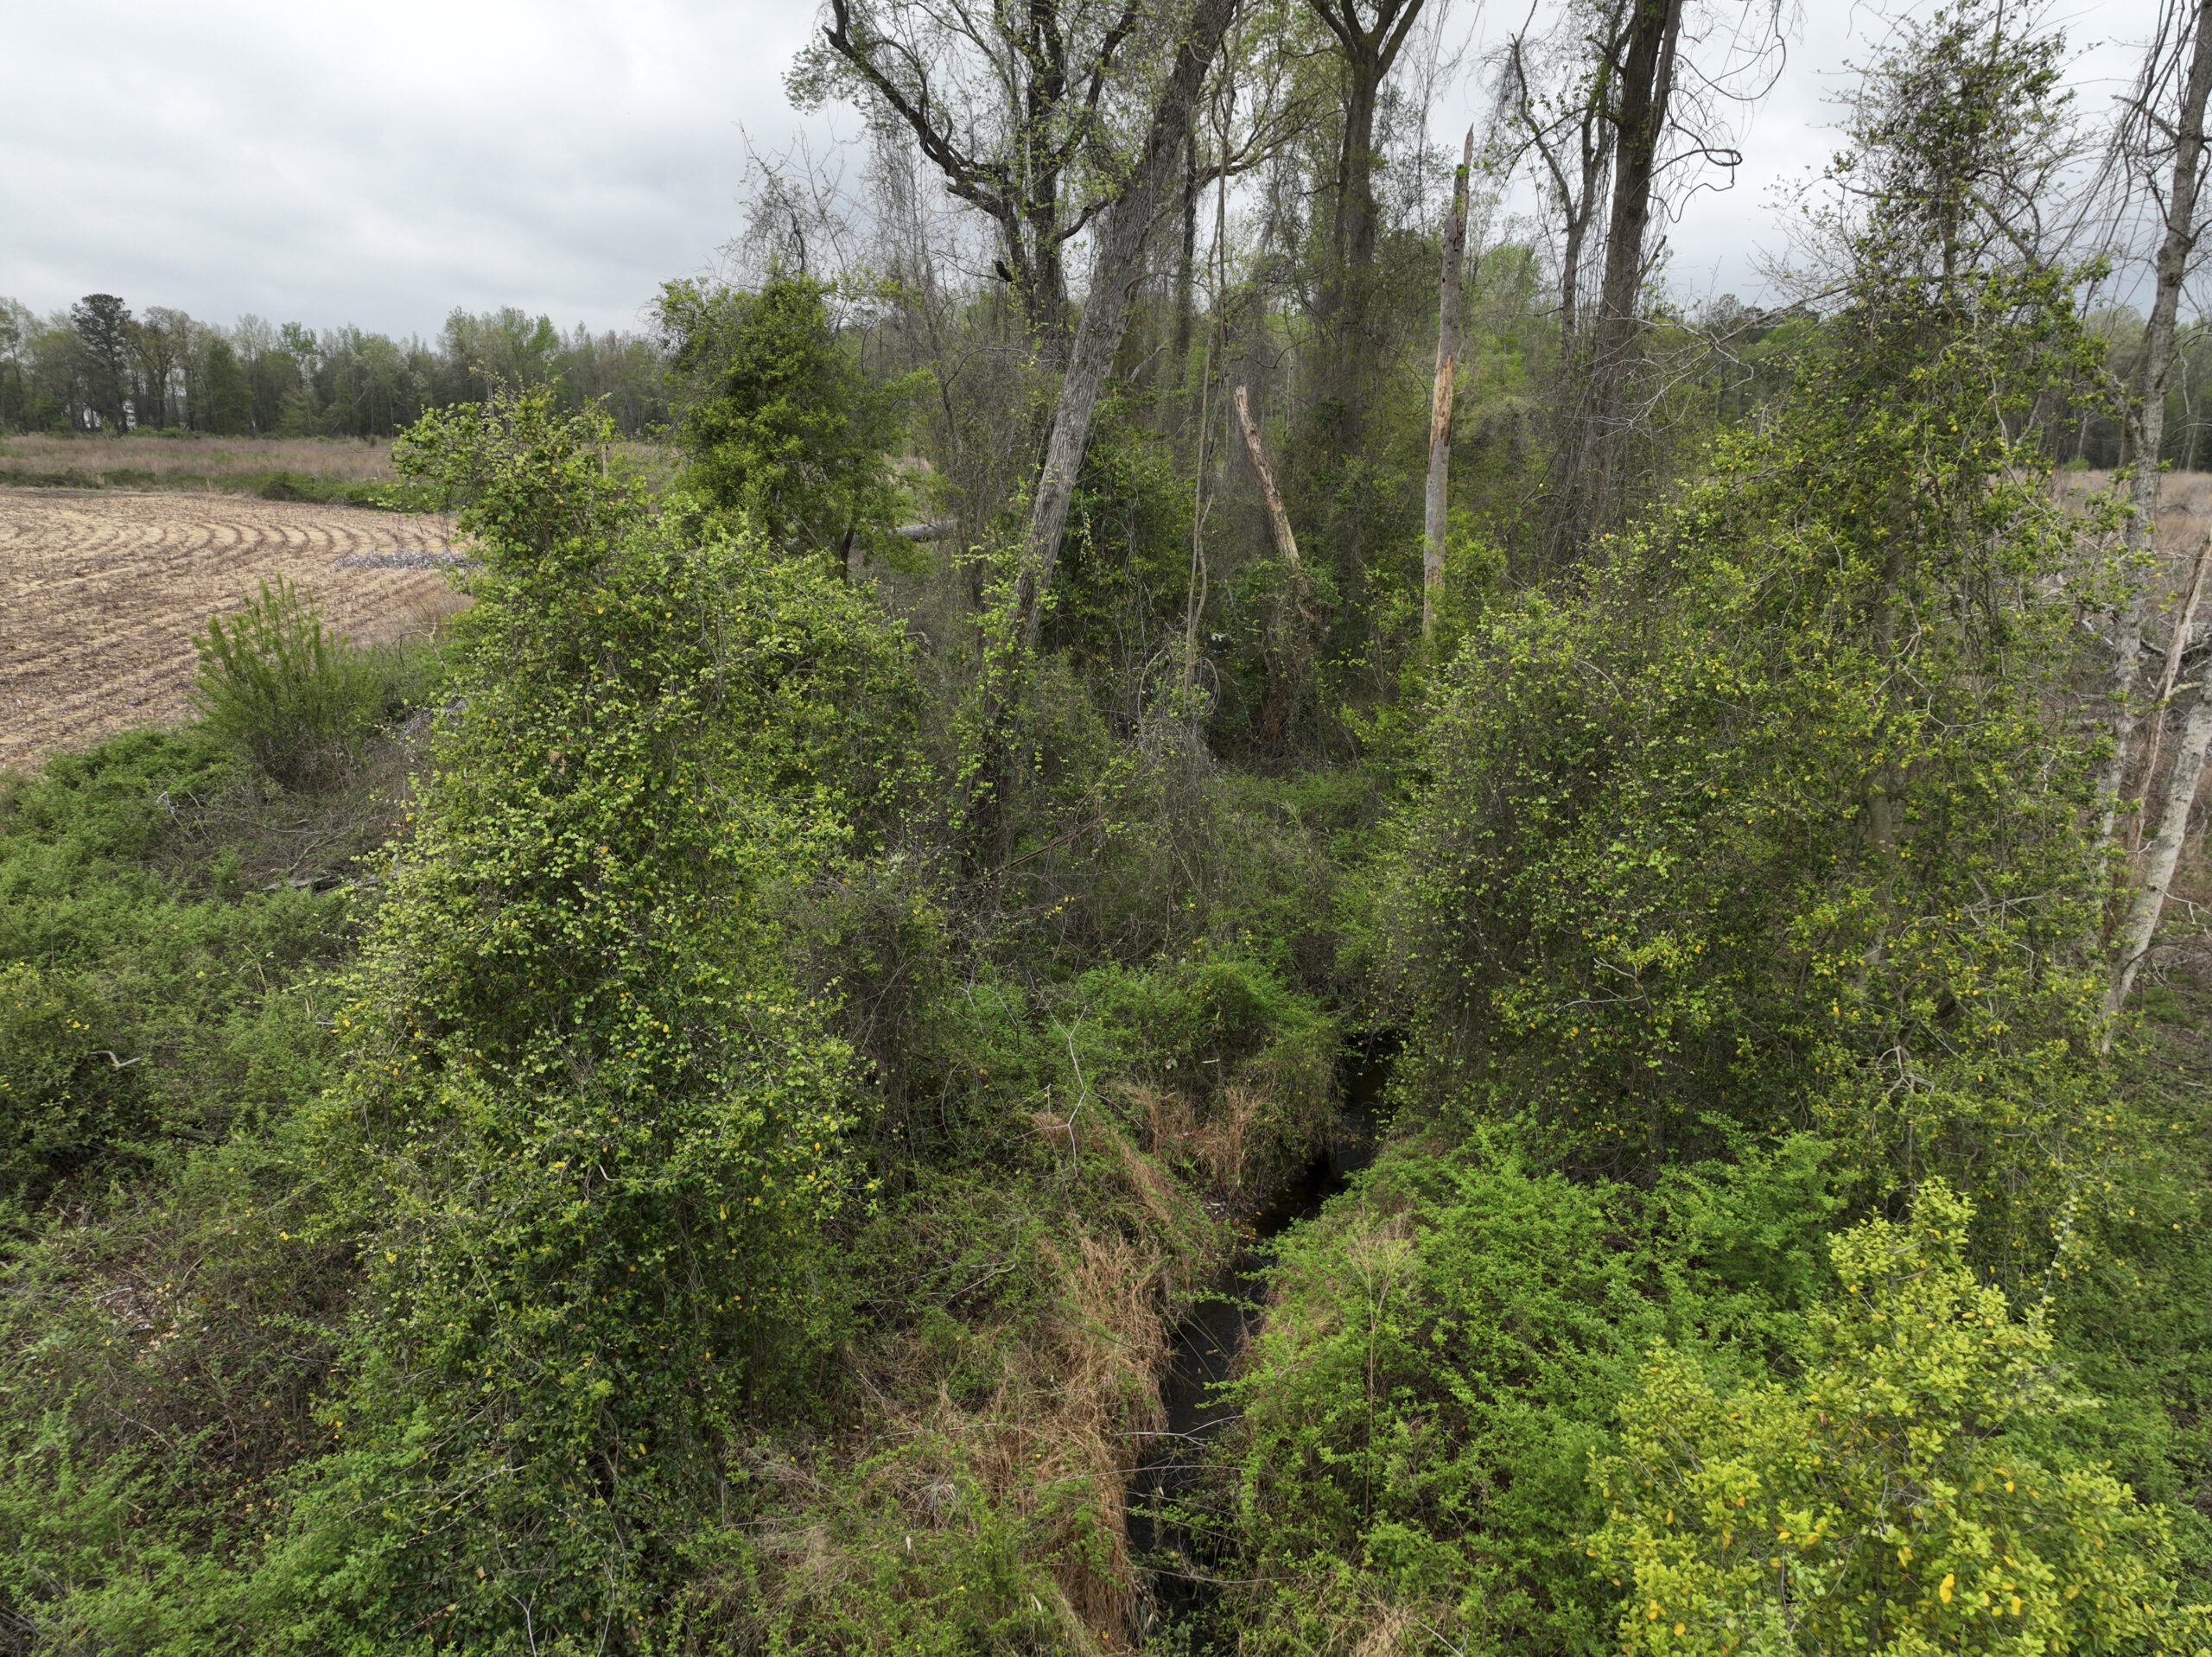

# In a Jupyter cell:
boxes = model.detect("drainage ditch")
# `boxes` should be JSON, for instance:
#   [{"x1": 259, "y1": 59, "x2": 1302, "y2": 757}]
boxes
[{"x1": 1129, "y1": 1036, "x2": 1396, "y2": 1643}]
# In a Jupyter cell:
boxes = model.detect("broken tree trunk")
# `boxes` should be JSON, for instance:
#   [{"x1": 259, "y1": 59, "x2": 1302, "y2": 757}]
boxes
[
  {"x1": 1234, "y1": 384, "x2": 1302, "y2": 580},
  {"x1": 1423, "y1": 127, "x2": 1475, "y2": 642},
  {"x1": 1234, "y1": 383, "x2": 1314, "y2": 742}
]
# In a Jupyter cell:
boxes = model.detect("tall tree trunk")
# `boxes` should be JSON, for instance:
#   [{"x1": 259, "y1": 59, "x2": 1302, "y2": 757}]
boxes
[
  {"x1": 1236, "y1": 384, "x2": 1314, "y2": 740},
  {"x1": 1332, "y1": 68, "x2": 1382, "y2": 310},
  {"x1": 1025, "y1": 193, "x2": 1071, "y2": 344},
  {"x1": 1423, "y1": 128, "x2": 1475, "y2": 641},
  {"x1": 1308, "y1": 0, "x2": 1426, "y2": 450},
  {"x1": 2107, "y1": 685, "x2": 2212, "y2": 1029},
  {"x1": 1548, "y1": 0, "x2": 1682, "y2": 563},
  {"x1": 1591, "y1": 0, "x2": 1681, "y2": 362},
  {"x1": 1174, "y1": 126, "x2": 1199, "y2": 373},
  {"x1": 2103, "y1": 0, "x2": 2212, "y2": 837},
  {"x1": 1235, "y1": 384, "x2": 1303, "y2": 580},
  {"x1": 1015, "y1": 0, "x2": 1240, "y2": 653},
  {"x1": 1314, "y1": 53, "x2": 1384, "y2": 451},
  {"x1": 1558, "y1": 193, "x2": 1591, "y2": 342}
]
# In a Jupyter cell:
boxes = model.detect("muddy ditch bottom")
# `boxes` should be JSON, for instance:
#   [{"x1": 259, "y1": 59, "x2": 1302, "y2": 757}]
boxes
[{"x1": 1128, "y1": 1038, "x2": 1395, "y2": 1643}]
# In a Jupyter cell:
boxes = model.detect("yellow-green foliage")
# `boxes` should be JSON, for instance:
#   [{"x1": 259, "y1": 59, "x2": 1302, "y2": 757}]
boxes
[
  {"x1": 1389, "y1": 237, "x2": 2126, "y2": 1278},
  {"x1": 256, "y1": 390, "x2": 925, "y2": 1650},
  {"x1": 658, "y1": 269, "x2": 922, "y2": 561},
  {"x1": 1207, "y1": 1135, "x2": 1847, "y2": 1656},
  {"x1": 0, "y1": 730, "x2": 359, "y2": 1209},
  {"x1": 0, "y1": 727, "x2": 397, "y2": 1652},
  {"x1": 1593, "y1": 1182, "x2": 2199, "y2": 1657}
]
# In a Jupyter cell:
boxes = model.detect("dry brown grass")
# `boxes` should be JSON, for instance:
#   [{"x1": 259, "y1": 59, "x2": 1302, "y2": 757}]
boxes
[
  {"x1": 0, "y1": 489, "x2": 467, "y2": 771},
  {"x1": 712, "y1": 1101, "x2": 1226, "y2": 1651},
  {"x1": 2055, "y1": 467, "x2": 2212, "y2": 567},
  {"x1": 0, "y1": 433, "x2": 399, "y2": 488},
  {"x1": 842, "y1": 1133, "x2": 1201, "y2": 1647}
]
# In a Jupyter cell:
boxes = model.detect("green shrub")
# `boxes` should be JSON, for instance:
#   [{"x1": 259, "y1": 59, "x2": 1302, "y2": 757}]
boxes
[
  {"x1": 188, "y1": 579, "x2": 385, "y2": 790},
  {"x1": 251, "y1": 389, "x2": 925, "y2": 1650},
  {"x1": 1214, "y1": 1143, "x2": 1657, "y2": 1654},
  {"x1": 1072, "y1": 950, "x2": 1338, "y2": 1195},
  {"x1": 0, "y1": 729, "x2": 357, "y2": 1203},
  {"x1": 1593, "y1": 1181, "x2": 2201, "y2": 1655},
  {"x1": 0, "y1": 1115, "x2": 353, "y2": 1656},
  {"x1": 0, "y1": 961, "x2": 141, "y2": 1207},
  {"x1": 658, "y1": 268, "x2": 923, "y2": 562},
  {"x1": 1208, "y1": 1134, "x2": 1852, "y2": 1655},
  {"x1": 673, "y1": 1451, "x2": 1093, "y2": 1654},
  {"x1": 1386, "y1": 259, "x2": 2122, "y2": 1276}
]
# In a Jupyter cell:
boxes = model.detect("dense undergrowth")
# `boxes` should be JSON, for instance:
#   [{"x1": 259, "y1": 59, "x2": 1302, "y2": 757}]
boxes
[{"x1": 7, "y1": 5, "x2": 2212, "y2": 1654}]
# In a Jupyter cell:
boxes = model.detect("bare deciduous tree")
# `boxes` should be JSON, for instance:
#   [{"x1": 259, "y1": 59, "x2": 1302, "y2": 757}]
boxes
[
  {"x1": 1307, "y1": 0, "x2": 1430, "y2": 432},
  {"x1": 1498, "y1": 0, "x2": 1783, "y2": 564},
  {"x1": 1016, "y1": 0, "x2": 1243, "y2": 651},
  {"x1": 797, "y1": 0, "x2": 1154, "y2": 343}
]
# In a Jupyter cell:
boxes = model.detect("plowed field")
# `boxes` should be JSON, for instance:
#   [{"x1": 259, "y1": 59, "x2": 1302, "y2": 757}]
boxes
[{"x1": 1, "y1": 490, "x2": 467, "y2": 772}]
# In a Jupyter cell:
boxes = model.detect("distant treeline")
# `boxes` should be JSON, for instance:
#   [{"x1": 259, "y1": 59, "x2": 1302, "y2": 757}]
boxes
[{"x1": 0, "y1": 294, "x2": 669, "y2": 440}]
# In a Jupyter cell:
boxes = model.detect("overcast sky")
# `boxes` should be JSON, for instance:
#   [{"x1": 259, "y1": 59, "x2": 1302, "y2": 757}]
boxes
[{"x1": 0, "y1": 0, "x2": 2170, "y2": 340}]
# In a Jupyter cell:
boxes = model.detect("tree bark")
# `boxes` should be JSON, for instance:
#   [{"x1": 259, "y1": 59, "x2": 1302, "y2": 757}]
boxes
[
  {"x1": 1590, "y1": 0, "x2": 1682, "y2": 362},
  {"x1": 2107, "y1": 685, "x2": 2212, "y2": 1028},
  {"x1": 1541, "y1": 0, "x2": 1684, "y2": 566},
  {"x1": 1502, "y1": 26, "x2": 1610, "y2": 345},
  {"x1": 2133, "y1": 525, "x2": 2212, "y2": 836},
  {"x1": 2102, "y1": 0, "x2": 2212, "y2": 836},
  {"x1": 1423, "y1": 127, "x2": 1475, "y2": 641},
  {"x1": 1236, "y1": 384, "x2": 1315, "y2": 741},
  {"x1": 1015, "y1": 0, "x2": 1240, "y2": 653},
  {"x1": 821, "y1": 0, "x2": 1144, "y2": 347},
  {"x1": 1174, "y1": 127, "x2": 1199, "y2": 373}
]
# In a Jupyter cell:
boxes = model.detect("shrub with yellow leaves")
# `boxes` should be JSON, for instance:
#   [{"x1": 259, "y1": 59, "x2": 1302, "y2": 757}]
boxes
[{"x1": 1592, "y1": 1182, "x2": 2199, "y2": 1655}]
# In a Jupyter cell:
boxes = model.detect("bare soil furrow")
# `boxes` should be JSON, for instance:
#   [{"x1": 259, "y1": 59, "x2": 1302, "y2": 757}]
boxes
[{"x1": 1, "y1": 490, "x2": 467, "y2": 771}]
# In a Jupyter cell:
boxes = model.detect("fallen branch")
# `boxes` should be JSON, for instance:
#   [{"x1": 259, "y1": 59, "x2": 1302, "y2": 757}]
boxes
[{"x1": 1232, "y1": 384, "x2": 1301, "y2": 583}]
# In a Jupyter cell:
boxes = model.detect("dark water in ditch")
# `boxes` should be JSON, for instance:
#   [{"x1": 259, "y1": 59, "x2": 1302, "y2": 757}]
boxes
[{"x1": 1128, "y1": 1036, "x2": 1396, "y2": 1643}]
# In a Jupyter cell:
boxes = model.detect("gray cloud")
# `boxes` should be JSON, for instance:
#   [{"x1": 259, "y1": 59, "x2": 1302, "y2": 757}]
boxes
[
  {"x1": 2, "y1": 0, "x2": 830, "y2": 335},
  {"x1": 0, "y1": 0, "x2": 2170, "y2": 340}
]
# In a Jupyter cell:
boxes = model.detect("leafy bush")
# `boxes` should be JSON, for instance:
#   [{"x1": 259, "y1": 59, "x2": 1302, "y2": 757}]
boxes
[
  {"x1": 0, "y1": 1118, "x2": 353, "y2": 1656},
  {"x1": 1217, "y1": 1146, "x2": 1654, "y2": 1654},
  {"x1": 0, "y1": 961, "x2": 140, "y2": 1207},
  {"x1": 0, "y1": 724, "x2": 372, "y2": 1647},
  {"x1": 1206, "y1": 1134, "x2": 1853, "y2": 1655},
  {"x1": 0, "y1": 729, "x2": 358, "y2": 1208},
  {"x1": 1386, "y1": 231, "x2": 2122, "y2": 1277},
  {"x1": 249, "y1": 390, "x2": 925, "y2": 1649},
  {"x1": 188, "y1": 579, "x2": 389, "y2": 790},
  {"x1": 1593, "y1": 1181, "x2": 2200, "y2": 1655},
  {"x1": 1073, "y1": 949, "x2": 1339, "y2": 1196}
]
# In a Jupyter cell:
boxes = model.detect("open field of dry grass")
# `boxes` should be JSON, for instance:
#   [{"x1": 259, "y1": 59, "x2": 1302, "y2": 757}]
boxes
[
  {"x1": 0, "y1": 488, "x2": 467, "y2": 772},
  {"x1": 2057, "y1": 469, "x2": 2212, "y2": 648},
  {"x1": 0, "y1": 432, "x2": 676, "y2": 501},
  {"x1": 2056, "y1": 467, "x2": 2212, "y2": 553},
  {"x1": 0, "y1": 433, "x2": 398, "y2": 493}
]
